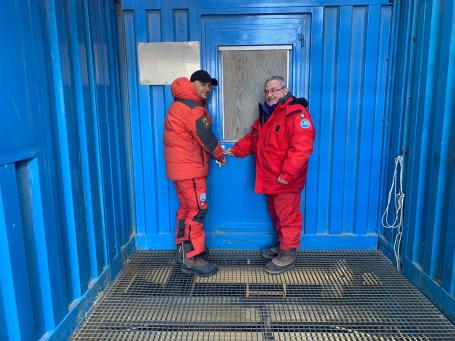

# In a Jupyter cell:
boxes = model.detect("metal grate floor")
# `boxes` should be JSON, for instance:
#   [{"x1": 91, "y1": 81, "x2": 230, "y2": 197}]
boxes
[{"x1": 73, "y1": 250, "x2": 455, "y2": 340}]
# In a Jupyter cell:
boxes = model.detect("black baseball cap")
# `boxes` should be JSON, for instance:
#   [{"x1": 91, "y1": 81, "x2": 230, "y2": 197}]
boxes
[{"x1": 190, "y1": 70, "x2": 218, "y2": 86}]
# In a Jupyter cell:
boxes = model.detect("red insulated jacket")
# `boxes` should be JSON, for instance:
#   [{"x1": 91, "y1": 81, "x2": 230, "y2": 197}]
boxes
[
  {"x1": 164, "y1": 77, "x2": 225, "y2": 181},
  {"x1": 230, "y1": 95, "x2": 315, "y2": 194}
]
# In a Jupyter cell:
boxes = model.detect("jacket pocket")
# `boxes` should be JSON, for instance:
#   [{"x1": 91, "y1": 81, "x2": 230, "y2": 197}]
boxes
[
  {"x1": 265, "y1": 123, "x2": 286, "y2": 149},
  {"x1": 263, "y1": 150, "x2": 285, "y2": 176}
]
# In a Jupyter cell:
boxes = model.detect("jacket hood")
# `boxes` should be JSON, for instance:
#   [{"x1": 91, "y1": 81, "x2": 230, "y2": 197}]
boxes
[
  {"x1": 171, "y1": 77, "x2": 205, "y2": 105},
  {"x1": 289, "y1": 96, "x2": 309, "y2": 108}
]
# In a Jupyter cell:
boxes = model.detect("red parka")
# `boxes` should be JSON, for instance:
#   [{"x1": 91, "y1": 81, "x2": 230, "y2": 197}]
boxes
[
  {"x1": 231, "y1": 95, "x2": 315, "y2": 194},
  {"x1": 164, "y1": 77, "x2": 225, "y2": 181}
]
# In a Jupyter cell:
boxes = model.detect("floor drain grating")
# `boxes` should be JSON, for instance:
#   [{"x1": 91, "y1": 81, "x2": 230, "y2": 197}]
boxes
[{"x1": 72, "y1": 250, "x2": 455, "y2": 340}]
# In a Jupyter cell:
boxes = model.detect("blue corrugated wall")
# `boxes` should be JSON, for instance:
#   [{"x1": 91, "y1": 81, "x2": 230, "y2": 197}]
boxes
[
  {"x1": 122, "y1": 0, "x2": 394, "y2": 250},
  {"x1": 380, "y1": 0, "x2": 455, "y2": 324},
  {"x1": 0, "y1": 1, "x2": 133, "y2": 340}
]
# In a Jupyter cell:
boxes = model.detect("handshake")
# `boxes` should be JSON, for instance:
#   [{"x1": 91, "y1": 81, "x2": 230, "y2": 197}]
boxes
[{"x1": 223, "y1": 149, "x2": 233, "y2": 156}]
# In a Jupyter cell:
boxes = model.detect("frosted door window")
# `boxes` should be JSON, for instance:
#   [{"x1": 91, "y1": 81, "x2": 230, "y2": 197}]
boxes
[{"x1": 221, "y1": 49, "x2": 289, "y2": 141}]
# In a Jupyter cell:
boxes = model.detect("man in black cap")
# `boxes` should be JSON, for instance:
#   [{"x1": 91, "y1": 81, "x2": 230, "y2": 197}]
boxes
[
  {"x1": 189, "y1": 70, "x2": 219, "y2": 100},
  {"x1": 163, "y1": 70, "x2": 225, "y2": 277},
  {"x1": 190, "y1": 70, "x2": 219, "y2": 86}
]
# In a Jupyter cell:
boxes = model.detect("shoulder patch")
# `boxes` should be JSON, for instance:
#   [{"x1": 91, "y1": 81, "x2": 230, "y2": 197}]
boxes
[
  {"x1": 201, "y1": 115, "x2": 210, "y2": 128},
  {"x1": 300, "y1": 119, "x2": 311, "y2": 129}
]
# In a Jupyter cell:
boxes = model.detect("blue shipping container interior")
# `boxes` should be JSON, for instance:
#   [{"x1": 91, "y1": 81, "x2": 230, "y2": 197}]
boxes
[{"x1": 0, "y1": 0, "x2": 454, "y2": 339}]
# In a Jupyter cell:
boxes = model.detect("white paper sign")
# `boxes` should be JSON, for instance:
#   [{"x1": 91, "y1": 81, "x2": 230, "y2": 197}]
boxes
[{"x1": 137, "y1": 42, "x2": 201, "y2": 85}]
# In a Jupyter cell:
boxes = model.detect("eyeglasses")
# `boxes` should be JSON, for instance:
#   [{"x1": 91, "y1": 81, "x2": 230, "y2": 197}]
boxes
[{"x1": 264, "y1": 86, "x2": 285, "y2": 95}]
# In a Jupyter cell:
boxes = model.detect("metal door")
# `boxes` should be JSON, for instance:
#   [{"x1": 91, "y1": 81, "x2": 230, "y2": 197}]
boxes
[{"x1": 201, "y1": 14, "x2": 311, "y2": 248}]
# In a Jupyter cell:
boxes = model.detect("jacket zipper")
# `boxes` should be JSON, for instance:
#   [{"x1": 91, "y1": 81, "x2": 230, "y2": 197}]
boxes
[{"x1": 200, "y1": 146, "x2": 205, "y2": 165}]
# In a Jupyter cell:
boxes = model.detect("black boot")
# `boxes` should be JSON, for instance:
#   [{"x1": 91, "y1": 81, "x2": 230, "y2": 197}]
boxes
[
  {"x1": 261, "y1": 246, "x2": 280, "y2": 259},
  {"x1": 178, "y1": 241, "x2": 218, "y2": 277},
  {"x1": 176, "y1": 242, "x2": 209, "y2": 263},
  {"x1": 264, "y1": 248, "x2": 296, "y2": 274},
  {"x1": 181, "y1": 255, "x2": 218, "y2": 277}
]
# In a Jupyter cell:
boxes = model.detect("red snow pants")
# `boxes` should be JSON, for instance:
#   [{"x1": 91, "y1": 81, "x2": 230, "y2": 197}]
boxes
[
  {"x1": 267, "y1": 192, "x2": 303, "y2": 250},
  {"x1": 174, "y1": 177, "x2": 208, "y2": 258}
]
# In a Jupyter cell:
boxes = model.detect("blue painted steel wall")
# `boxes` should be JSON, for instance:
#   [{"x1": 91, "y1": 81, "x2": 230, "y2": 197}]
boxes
[
  {"x1": 379, "y1": 0, "x2": 455, "y2": 324},
  {"x1": 0, "y1": 1, "x2": 133, "y2": 340},
  {"x1": 122, "y1": 0, "x2": 393, "y2": 250}
]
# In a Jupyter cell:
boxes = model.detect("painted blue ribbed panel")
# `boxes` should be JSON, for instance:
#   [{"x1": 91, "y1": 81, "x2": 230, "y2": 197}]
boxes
[
  {"x1": 15, "y1": 159, "x2": 55, "y2": 334},
  {"x1": 174, "y1": 9, "x2": 189, "y2": 41},
  {"x1": 81, "y1": 0, "x2": 108, "y2": 276},
  {"x1": 160, "y1": 8, "x2": 179, "y2": 244},
  {"x1": 305, "y1": 7, "x2": 324, "y2": 236},
  {"x1": 107, "y1": 0, "x2": 132, "y2": 248},
  {"x1": 330, "y1": 7, "x2": 347, "y2": 235},
  {"x1": 317, "y1": 6, "x2": 338, "y2": 234},
  {"x1": 136, "y1": 10, "x2": 158, "y2": 240},
  {"x1": 380, "y1": 0, "x2": 455, "y2": 324},
  {"x1": 0, "y1": 0, "x2": 133, "y2": 340},
  {"x1": 0, "y1": 165, "x2": 35, "y2": 341},
  {"x1": 45, "y1": 0, "x2": 86, "y2": 300},
  {"x1": 68, "y1": 0, "x2": 99, "y2": 283},
  {"x1": 369, "y1": 5, "x2": 392, "y2": 232},
  {"x1": 114, "y1": 2, "x2": 135, "y2": 246},
  {"x1": 153, "y1": 87, "x2": 173, "y2": 238},
  {"x1": 124, "y1": 10, "x2": 146, "y2": 238},
  {"x1": 309, "y1": 5, "x2": 392, "y2": 236},
  {"x1": 88, "y1": 0, "x2": 116, "y2": 264},
  {"x1": 0, "y1": 288, "x2": 7, "y2": 341},
  {"x1": 124, "y1": 1, "x2": 392, "y2": 250},
  {"x1": 106, "y1": 0, "x2": 126, "y2": 266},
  {"x1": 145, "y1": 10, "x2": 163, "y2": 237}
]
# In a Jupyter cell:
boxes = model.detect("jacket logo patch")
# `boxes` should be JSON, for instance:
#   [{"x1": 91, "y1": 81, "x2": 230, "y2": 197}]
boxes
[
  {"x1": 300, "y1": 119, "x2": 311, "y2": 129},
  {"x1": 200, "y1": 192, "x2": 206, "y2": 202},
  {"x1": 201, "y1": 116, "x2": 210, "y2": 128}
]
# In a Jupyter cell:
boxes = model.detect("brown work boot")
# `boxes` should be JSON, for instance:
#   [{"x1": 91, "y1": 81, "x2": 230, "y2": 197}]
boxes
[
  {"x1": 181, "y1": 255, "x2": 218, "y2": 277},
  {"x1": 264, "y1": 248, "x2": 296, "y2": 274},
  {"x1": 261, "y1": 246, "x2": 280, "y2": 260}
]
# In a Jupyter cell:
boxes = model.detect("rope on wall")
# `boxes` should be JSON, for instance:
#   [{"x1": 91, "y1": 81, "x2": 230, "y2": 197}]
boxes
[{"x1": 381, "y1": 155, "x2": 405, "y2": 270}]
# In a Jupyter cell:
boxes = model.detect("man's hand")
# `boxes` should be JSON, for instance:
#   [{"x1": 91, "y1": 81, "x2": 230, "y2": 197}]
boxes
[
  {"x1": 277, "y1": 176, "x2": 288, "y2": 184},
  {"x1": 216, "y1": 158, "x2": 227, "y2": 167}
]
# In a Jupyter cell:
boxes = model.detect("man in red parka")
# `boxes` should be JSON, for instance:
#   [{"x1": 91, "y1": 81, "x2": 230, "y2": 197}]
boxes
[
  {"x1": 164, "y1": 70, "x2": 226, "y2": 277},
  {"x1": 226, "y1": 76, "x2": 315, "y2": 274}
]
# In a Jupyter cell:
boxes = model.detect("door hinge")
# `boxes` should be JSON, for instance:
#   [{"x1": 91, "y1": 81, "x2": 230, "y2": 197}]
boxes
[{"x1": 298, "y1": 34, "x2": 305, "y2": 47}]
